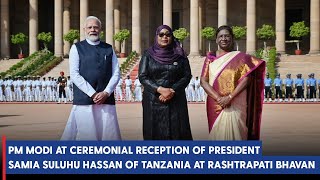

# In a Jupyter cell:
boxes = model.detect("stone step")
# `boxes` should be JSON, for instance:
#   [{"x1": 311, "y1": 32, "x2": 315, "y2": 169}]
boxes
[
  {"x1": 276, "y1": 55, "x2": 320, "y2": 79},
  {"x1": 279, "y1": 55, "x2": 320, "y2": 61},
  {"x1": 0, "y1": 59, "x2": 22, "y2": 74},
  {"x1": 43, "y1": 58, "x2": 70, "y2": 79}
]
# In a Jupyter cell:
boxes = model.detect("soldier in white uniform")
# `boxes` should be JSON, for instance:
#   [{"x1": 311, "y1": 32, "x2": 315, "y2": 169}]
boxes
[
  {"x1": 187, "y1": 77, "x2": 195, "y2": 102},
  {"x1": 34, "y1": 76, "x2": 42, "y2": 102},
  {"x1": 66, "y1": 76, "x2": 73, "y2": 102},
  {"x1": 194, "y1": 76, "x2": 201, "y2": 102},
  {"x1": 41, "y1": 77, "x2": 47, "y2": 102},
  {"x1": 115, "y1": 78, "x2": 123, "y2": 101},
  {"x1": 15, "y1": 76, "x2": 23, "y2": 102},
  {"x1": 46, "y1": 77, "x2": 53, "y2": 101},
  {"x1": 31, "y1": 76, "x2": 37, "y2": 101},
  {"x1": 5, "y1": 76, "x2": 13, "y2": 102},
  {"x1": 134, "y1": 76, "x2": 142, "y2": 102},
  {"x1": 22, "y1": 77, "x2": 29, "y2": 101},
  {"x1": 0, "y1": 75, "x2": 4, "y2": 101},
  {"x1": 52, "y1": 78, "x2": 58, "y2": 102},
  {"x1": 124, "y1": 75, "x2": 132, "y2": 102}
]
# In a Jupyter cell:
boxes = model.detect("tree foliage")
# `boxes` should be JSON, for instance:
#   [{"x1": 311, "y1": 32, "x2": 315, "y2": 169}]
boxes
[
  {"x1": 256, "y1": 24, "x2": 275, "y2": 40},
  {"x1": 63, "y1": 29, "x2": 80, "y2": 44},
  {"x1": 289, "y1": 21, "x2": 310, "y2": 50},
  {"x1": 201, "y1": 27, "x2": 215, "y2": 40},
  {"x1": 173, "y1": 28, "x2": 190, "y2": 43},
  {"x1": 232, "y1": 26, "x2": 246, "y2": 40},
  {"x1": 232, "y1": 26, "x2": 246, "y2": 51},
  {"x1": 289, "y1": 21, "x2": 310, "y2": 39},
  {"x1": 201, "y1": 27, "x2": 216, "y2": 52},
  {"x1": 37, "y1": 32, "x2": 53, "y2": 50},
  {"x1": 11, "y1": 32, "x2": 28, "y2": 54},
  {"x1": 113, "y1": 29, "x2": 130, "y2": 43}
]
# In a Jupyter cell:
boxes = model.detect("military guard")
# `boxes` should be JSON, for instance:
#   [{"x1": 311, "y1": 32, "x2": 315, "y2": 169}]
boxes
[
  {"x1": 294, "y1": 74, "x2": 304, "y2": 102},
  {"x1": 57, "y1": 71, "x2": 67, "y2": 104},
  {"x1": 309, "y1": 73, "x2": 317, "y2": 102},
  {"x1": 318, "y1": 77, "x2": 320, "y2": 101},
  {"x1": 264, "y1": 73, "x2": 272, "y2": 102},
  {"x1": 284, "y1": 74, "x2": 294, "y2": 102},
  {"x1": 273, "y1": 73, "x2": 283, "y2": 102}
]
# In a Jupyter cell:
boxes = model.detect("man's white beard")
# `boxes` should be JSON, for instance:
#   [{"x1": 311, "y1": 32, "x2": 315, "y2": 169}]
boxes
[{"x1": 86, "y1": 34, "x2": 99, "y2": 42}]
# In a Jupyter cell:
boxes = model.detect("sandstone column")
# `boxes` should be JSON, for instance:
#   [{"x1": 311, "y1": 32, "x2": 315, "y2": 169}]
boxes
[
  {"x1": 106, "y1": 0, "x2": 114, "y2": 46},
  {"x1": 275, "y1": 0, "x2": 286, "y2": 54},
  {"x1": 246, "y1": 0, "x2": 256, "y2": 54},
  {"x1": 199, "y1": 0, "x2": 203, "y2": 54},
  {"x1": 29, "y1": 0, "x2": 38, "y2": 55},
  {"x1": 54, "y1": 0, "x2": 63, "y2": 57},
  {"x1": 80, "y1": 0, "x2": 89, "y2": 40},
  {"x1": 309, "y1": 0, "x2": 320, "y2": 55},
  {"x1": 132, "y1": 0, "x2": 141, "y2": 55},
  {"x1": 189, "y1": 0, "x2": 200, "y2": 56},
  {"x1": 163, "y1": 0, "x2": 172, "y2": 27},
  {"x1": 114, "y1": 0, "x2": 121, "y2": 52},
  {"x1": 63, "y1": 0, "x2": 71, "y2": 56},
  {"x1": 1, "y1": 0, "x2": 10, "y2": 58},
  {"x1": 218, "y1": 0, "x2": 227, "y2": 27}
]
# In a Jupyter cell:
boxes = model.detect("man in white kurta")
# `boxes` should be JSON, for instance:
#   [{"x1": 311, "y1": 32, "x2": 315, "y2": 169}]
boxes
[{"x1": 61, "y1": 16, "x2": 121, "y2": 141}]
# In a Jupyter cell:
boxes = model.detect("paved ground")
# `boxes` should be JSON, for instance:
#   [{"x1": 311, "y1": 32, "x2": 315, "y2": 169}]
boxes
[{"x1": 1, "y1": 102, "x2": 320, "y2": 156}]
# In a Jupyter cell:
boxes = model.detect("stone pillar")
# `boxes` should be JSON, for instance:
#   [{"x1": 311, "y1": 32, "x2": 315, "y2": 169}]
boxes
[
  {"x1": 199, "y1": 0, "x2": 204, "y2": 55},
  {"x1": 0, "y1": 0, "x2": 10, "y2": 58},
  {"x1": 163, "y1": 0, "x2": 172, "y2": 27},
  {"x1": 80, "y1": 0, "x2": 89, "y2": 40},
  {"x1": 218, "y1": 0, "x2": 227, "y2": 27},
  {"x1": 309, "y1": 0, "x2": 320, "y2": 55},
  {"x1": 63, "y1": 0, "x2": 71, "y2": 56},
  {"x1": 54, "y1": 0, "x2": 63, "y2": 57},
  {"x1": 246, "y1": 0, "x2": 256, "y2": 54},
  {"x1": 275, "y1": 0, "x2": 286, "y2": 54},
  {"x1": 29, "y1": 0, "x2": 38, "y2": 55},
  {"x1": 189, "y1": 0, "x2": 200, "y2": 56},
  {"x1": 132, "y1": 0, "x2": 141, "y2": 55},
  {"x1": 114, "y1": 0, "x2": 121, "y2": 52},
  {"x1": 106, "y1": 0, "x2": 114, "y2": 46}
]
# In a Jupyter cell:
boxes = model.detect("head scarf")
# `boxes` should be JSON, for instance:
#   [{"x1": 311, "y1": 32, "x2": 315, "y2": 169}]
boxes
[{"x1": 147, "y1": 25, "x2": 186, "y2": 64}]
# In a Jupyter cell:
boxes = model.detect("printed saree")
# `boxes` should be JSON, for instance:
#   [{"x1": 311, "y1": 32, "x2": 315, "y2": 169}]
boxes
[{"x1": 201, "y1": 51, "x2": 265, "y2": 140}]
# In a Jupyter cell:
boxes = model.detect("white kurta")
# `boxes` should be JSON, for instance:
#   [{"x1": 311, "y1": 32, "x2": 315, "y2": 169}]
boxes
[{"x1": 61, "y1": 39, "x2": 121, "y2": 141}]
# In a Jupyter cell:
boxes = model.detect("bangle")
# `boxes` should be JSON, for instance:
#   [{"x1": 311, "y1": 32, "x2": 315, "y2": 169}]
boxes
[{"x1": 229, "y1": 94, "x2": 232, "y2": 99}]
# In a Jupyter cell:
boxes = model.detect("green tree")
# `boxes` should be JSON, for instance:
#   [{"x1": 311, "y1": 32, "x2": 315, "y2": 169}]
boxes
[
  {"x1": 11, "y1": 32, "x2": 28, "y2": 55},
  {"x1": 232, "y1": 26, "x2": 246, "y2": 51},
  {"x1": 201, "y1": 27, "x2": 216, "y2": 52},
  {"x1": 113, "y1": 29, "x2": 130, "y2": 53},
  {"x1": 37, "y1": 32, "x2": 53, "y2": 51},
  {"x1": 99, "y1": 31, "x2": 105, "y2": 41},
  {"x1": 289, "y1": 21, "x2": 310, "y2": 50},
  {"x1": 173, "y1": 28, "x2": 190, "y2": 47},
  {"x1": 256, "y1": 24, "x2": 275, "y2": 49},
  {"x1": 63, "y1": 29, "x2": 80, "y2": 44}
]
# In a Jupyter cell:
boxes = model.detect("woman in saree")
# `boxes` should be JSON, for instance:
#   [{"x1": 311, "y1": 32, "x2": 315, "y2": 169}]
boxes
[{"x1": 200, "y1": 25, "x2": 266, "y2": 140}]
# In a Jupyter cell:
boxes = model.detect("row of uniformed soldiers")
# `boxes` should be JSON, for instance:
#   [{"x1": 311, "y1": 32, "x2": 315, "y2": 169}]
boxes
[
  {"x1": 264, "y1": 73, "x2": 320, "y2": 102},
  {"x1": 0, "y1": 75, "x2": 73, "y2": 102},
  {"x1": 186, "y1": 76, "x2": 206, "y2": 102},
  {"x1": 114, "y1": 75, "x2": 207, "y2": 103},
  {"x1": 114, "y1": 75, "x2": 143, "y2": 102},
  {"x1": 1, "y1": 74, "x2": 207, "y2": 103}
]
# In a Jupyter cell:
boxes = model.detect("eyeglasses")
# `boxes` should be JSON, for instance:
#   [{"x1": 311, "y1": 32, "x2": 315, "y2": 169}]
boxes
[{"x1": 158, "y1": 32, "x2": 172, "y2": 37}]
